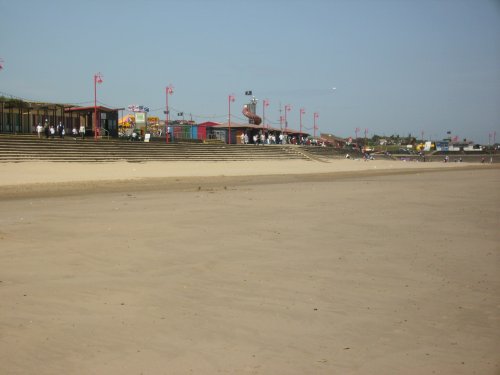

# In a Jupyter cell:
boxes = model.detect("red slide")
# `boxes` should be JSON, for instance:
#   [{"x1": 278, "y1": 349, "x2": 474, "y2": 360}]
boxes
[{"x1": 242, "y1": 105, "x2": 262, "y2": 125}]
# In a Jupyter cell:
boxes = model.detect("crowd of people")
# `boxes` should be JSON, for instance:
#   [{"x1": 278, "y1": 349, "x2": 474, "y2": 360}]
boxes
[
  {"x1": 32, "y1": 121, "x2": 331, "y2": 147},
  {"x1": 240, "y1": 132, "x2": 327, "y2": 146},
  {"x1": 36, "y1": 119, "x2": 86, "y2": 140}
]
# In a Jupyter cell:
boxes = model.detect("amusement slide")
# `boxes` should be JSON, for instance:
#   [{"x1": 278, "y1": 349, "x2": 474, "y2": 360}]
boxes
[{"x1": 242, "y1": 104, "x2": 262, "y2": 125}]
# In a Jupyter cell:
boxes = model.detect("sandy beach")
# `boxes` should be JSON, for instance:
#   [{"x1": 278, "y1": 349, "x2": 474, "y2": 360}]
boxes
[
  {"x1": 0, "y1": 159, "x2": 490, "y2": 199},
  {"x1": 0, "y1": 159, "x2": 499, "y2": 374}
]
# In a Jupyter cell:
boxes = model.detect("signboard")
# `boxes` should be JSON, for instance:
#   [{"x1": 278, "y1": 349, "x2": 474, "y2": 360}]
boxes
[
  {"x1": 144, "y1": 133, "x2": 151, "y2": 143},
  {"x1": 135, "y1": 112, "x2": 146, "y2": 125},
  {"x1": 147, "y1": 116, "x2": 159, "y2": 125}
]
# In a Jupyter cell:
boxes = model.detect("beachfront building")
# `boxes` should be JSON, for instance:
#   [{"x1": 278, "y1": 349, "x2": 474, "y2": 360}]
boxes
[
  {"x1": 64, "y1": 105, "x2": 120, "y2": 137},
  {"x1": 200, "y1": 122, "x2": 310, "y2": 144},
  {"x1": 0, "y1": 97, "x2": 121, "y2": 137}
]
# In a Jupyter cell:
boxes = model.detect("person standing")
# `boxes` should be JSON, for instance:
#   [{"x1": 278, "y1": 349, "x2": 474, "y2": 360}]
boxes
[
  {"x1": 59, "y1": 122, "x2": 66, "y2": 139},
  {"x1": 79, "y1": 124, "x2": 85, "y2": 139},
  {"x1": 44, "y1": 120, "x2": 50, "y2": 139},
  {"x1": 36, "y1": 123, "x2": 43, "y2": 139},
  {"x1": 49, "y1": 125, "x2": 55, "y2": 139}
]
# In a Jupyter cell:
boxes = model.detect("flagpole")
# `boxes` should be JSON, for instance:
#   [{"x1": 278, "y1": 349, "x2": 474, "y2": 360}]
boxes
[
  {"x1": 313, "y1": 112, "x2": 319, "y2": 138},
  {"x1": 93, "y1": 73, "x2": 103, "y2": 141},
  {"x1": 300, "y1": 108, "x2": 305, "y2": 144},
  {"x1": 263, "y1": 99, "x2": 269, "y2": 130},
  {"x1": 165, "y1": 84, "x2": 173, "y2": 143},
  {"x1": 228, "y1": 95, "x2": 235, "y2": 144},
  {"x1": 284, "y1": 104, "x2": 291, "y2": 135}
]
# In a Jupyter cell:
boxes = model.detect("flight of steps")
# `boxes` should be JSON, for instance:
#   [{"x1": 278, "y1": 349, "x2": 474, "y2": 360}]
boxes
[
  {"x1": 0, "y1": 136, "x2": 315, "y2": 162},
  {"x1": 297, "y1": 145, "x2": 362, "y2": 159}
]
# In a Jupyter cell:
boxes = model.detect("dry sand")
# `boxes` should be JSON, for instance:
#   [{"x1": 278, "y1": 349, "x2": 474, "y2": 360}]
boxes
[{"x1": 0, "y1": 159, "x2": 499, "y2": 374}]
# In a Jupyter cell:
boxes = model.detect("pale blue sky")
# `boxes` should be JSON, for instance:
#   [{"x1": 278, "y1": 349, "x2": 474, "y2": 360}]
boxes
[{"x1": 1, "y1": 0, "x2": 499, "y2": 143}]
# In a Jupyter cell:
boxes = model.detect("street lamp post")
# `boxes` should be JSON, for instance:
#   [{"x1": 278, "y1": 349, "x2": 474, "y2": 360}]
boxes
[
  {"x1": 313, "y1": 112, "x2": 319, "y2": 138},
  {"x1": 263, "y1": 99, "x2": 269, "y2": 129},
  {"x1": 355, "y1": 127, "x2": 360, "y2": 148},
  {"x1": 284, "y1": 104, "x2": 291, "y2": 134},
  {"x1": 300, "y1": 108, "x2": 305, "y2": 144},
  {"x1": 165, "y1": 84, "x2": 174, "y2": 143},
  {"x1": 228, "y1": 94, "x2": 235, "y2": 144},
  {"x1": 93, "y1": 72, "x2": 103, "y2": 141},
  {"x1": 364, "y1": 128, "x2": 369, "y2": 151}
]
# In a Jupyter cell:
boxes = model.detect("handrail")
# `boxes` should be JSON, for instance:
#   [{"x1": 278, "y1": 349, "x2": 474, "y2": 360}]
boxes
[{"x1": 99, "y1": 128, "x2": 110, "y2": 140}]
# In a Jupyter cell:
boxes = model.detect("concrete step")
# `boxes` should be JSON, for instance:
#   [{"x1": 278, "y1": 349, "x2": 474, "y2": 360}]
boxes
[{"x1": 0, "y1": 136, "x2": 312, "y2": 162}]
